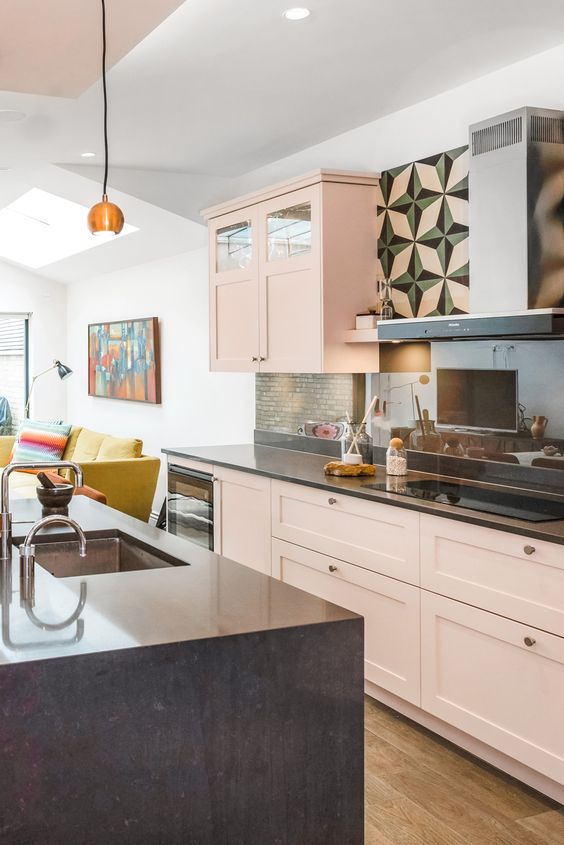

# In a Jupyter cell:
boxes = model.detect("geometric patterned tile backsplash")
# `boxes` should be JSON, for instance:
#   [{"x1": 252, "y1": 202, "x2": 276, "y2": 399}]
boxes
[{"x1": 376, "y1": 145, "x2": 469, "y2": 318}]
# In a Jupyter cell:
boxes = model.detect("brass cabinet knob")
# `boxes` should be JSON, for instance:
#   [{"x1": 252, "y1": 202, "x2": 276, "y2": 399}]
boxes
[
  {"x1": 524, "y1": 636, "x2": 536, "y2": 647},
  {"x1": 328, "y1": 497, "x2": 337, "y2": 505},
  {"x1": 524, "y1": 545, "x2": 536, "y2": 555},
  {"x1": 328, "y1": 565, "x2": 338, "y2": 572}
]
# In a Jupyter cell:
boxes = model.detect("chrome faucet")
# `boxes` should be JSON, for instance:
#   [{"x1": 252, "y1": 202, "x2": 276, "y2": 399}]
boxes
[
  {"x1": 0, "y1": 461, "x2": 84, "y2": 568},
  {"x1": 19, "y1": 513, "x2": 87, "y2": 605}
]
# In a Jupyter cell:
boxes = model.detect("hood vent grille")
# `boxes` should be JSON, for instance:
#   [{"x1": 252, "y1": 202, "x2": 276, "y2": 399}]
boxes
[
  {"x1": 530, "y1": 114, "x2": 564, "y2": 145},
  {"x1": 471, "y1": 115, "x2": 522, "y2": 157}
]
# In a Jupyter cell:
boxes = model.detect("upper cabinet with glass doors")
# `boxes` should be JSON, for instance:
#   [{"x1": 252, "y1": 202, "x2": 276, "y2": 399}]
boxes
[{"x1": 204, "y1": 170, "x2": 380, "y2": 374}]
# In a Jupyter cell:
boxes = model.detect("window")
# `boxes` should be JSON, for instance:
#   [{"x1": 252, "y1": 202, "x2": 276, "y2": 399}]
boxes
[{"x1": 0, "y1": 314, "x2": 28, "y2": 434}]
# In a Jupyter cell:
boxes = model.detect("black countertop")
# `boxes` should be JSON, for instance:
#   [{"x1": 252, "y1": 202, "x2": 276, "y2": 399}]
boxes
[
  {"x1": 1, "y1": 496, "x2": 356, "y2": 666},
  {"x1": 163, "y1": 444, "x2": 564, "y2": 545}
]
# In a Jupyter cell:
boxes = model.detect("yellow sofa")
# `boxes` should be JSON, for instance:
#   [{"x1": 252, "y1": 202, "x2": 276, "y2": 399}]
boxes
[{"x1": 0, "y1": 427, "x2": 160, "y2": 522}]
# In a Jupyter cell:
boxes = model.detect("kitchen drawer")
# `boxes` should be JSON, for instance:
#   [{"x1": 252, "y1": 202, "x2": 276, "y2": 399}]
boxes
[
  {"x1": 272, "y1": 538, "x2": 420, "y2": 704},
  {"x1": 271, "y1": 480, "x2": 420, "y2": 585},
  {"x1": 421, "y1": 591, "x2": 564, "y2": 784},
  {"x1": 421, "y1": 514, "x2": 564, "y2": 635}
]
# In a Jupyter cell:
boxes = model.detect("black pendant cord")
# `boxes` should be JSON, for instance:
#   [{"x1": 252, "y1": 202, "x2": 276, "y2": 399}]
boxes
[{"x1": 101, "y1": 0, "x2": 109, "y2": 197}]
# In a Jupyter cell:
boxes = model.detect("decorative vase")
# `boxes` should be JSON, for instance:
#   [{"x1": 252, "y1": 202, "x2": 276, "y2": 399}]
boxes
[{"x1": 531, "y1": 415, "x2": 548, "y2": 439}]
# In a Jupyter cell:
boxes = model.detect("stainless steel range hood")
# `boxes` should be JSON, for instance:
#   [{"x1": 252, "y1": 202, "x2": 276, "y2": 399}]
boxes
[
  {"x1": 378, "y1": 106, "x2": 564, "y2": 342},
  {"x1": 377, "y1": 308, "x2": 564, "y2": 341}
]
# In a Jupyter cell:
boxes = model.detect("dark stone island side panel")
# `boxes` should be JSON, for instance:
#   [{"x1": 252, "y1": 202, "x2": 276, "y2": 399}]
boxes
[{"x1": 1, "y1": 618, "x2": 364, "y2": 845}]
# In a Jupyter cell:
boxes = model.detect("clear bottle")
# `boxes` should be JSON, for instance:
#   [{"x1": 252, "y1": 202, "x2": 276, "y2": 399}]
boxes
[
  {"x1": 386, "y1": 437, "x2": 407, "y2": 476},
  {"x1": 356, "y1": 423, "x2": 373, "y2": 464},
  {"x1": 341, "y1": 422, "x2": 373, "y2": 464}
]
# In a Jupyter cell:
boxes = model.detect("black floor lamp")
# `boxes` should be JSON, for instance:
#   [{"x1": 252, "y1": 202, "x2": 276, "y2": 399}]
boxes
[{"x1": 24, "y1": 360, "x2": 73, "y2": 418}]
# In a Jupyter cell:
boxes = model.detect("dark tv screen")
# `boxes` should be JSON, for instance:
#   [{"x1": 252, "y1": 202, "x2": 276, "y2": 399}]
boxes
[{"x1": 436, "y1": 369, "x2": 518, "y2": 432}]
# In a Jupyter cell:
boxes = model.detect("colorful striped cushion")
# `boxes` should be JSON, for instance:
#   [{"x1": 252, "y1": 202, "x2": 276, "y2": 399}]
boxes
[{"x1": 11, "y1": 420, "x2": 72, "y2": 466}]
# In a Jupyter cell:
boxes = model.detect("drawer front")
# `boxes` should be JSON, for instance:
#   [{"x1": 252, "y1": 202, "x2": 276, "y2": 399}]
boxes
[
  {"x1": 271, "y1": 480, "x2": 420, "y2": 585},
  {"x1": 421, "y1": 591, "x2": 564, "y2": 784},
  {"x1": 421, "y1": 514, "x2": 564, "y2": 635},
  {"x1": 272, "y1": 538, "x2": 420, "y2": 704}
]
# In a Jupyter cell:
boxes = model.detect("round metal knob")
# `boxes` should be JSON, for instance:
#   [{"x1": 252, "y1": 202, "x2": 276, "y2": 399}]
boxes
[
  {"x1": 524, "y1": 545, "x2": 536, "y2": 555},
  {"x1": 328, "y1": 497, "x2": 337, "y2": 505},
  {"x1": 328, "y1": 565, "x2": 338, "y2": 573},
  {"x1": 259, "y1": 356, "x2": 266, "y2": 362},
  {"x1": 524, "y1": 636, "x2": 536, "y2": 647},
  {"x1": 251, "y1": 356, "x2": 259, "y2": 362}
]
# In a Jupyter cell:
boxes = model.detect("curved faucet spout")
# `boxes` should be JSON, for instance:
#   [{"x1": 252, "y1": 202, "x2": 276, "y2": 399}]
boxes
[
  {"x1": 19, "y1": 514, "x2": 88, "y2": 605},
  {"x1": 24, "y1": 515, "x2": 87, "y2": 558}
]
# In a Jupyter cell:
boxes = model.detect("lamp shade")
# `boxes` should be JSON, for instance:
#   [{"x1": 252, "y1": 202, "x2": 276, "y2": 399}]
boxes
[
  {"x1": 55, "y1": 361, "x2": 73, "y2": 380},
  {"x1": 87, "y1": 194, "x2": 124, "y2": 235}
]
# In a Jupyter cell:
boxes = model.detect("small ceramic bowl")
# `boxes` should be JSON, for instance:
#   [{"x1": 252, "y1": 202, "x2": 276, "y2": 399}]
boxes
[{"x1": 36, "y1": 483, "x2": 74, "y2": 513}]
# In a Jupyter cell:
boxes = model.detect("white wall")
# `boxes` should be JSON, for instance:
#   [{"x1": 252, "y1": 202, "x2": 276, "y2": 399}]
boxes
[
  {"x1": 234, "y1": 43, "x2": 564, "y2": 192},
  {"x1": 0, "y1": 260, "x2": 68, "y2": 421},
  {"x1": 65, "y1": 248, "x2": 255, "y2": 507}
]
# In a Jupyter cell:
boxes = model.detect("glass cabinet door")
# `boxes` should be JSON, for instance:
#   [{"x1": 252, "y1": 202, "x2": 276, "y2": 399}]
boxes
[
  {"x1": 216, "y1": 219, "x2": 252, "y2": 272},
  {"x1": 266, "y1": 202, "x2": 312, "y2": 262}
]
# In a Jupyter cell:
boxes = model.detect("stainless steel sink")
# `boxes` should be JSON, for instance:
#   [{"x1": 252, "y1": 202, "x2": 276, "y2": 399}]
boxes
[{"x1": 32, "y1": 530, "x2": 189, "y2": 578}]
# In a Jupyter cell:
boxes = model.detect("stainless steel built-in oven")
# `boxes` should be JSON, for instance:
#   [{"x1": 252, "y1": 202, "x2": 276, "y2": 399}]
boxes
[{"x1": 166, "y1": 464, "x2": 214, "y2": 550}]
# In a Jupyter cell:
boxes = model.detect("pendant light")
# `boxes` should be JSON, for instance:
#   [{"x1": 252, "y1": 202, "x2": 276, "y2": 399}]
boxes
[{"x1": 87, "y1": 0, "x2": 124, "y2": 235}]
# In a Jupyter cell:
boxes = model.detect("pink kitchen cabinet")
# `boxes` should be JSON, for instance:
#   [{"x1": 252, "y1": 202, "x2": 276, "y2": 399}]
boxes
[{"x1": 203, "y1": 170, "x2": 381, "y2": 373}]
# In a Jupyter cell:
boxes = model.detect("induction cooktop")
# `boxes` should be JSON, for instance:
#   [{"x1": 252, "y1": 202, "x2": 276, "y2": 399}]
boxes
[{"x1": 364, "y1": 479, "x2": 564, "y2": 522}]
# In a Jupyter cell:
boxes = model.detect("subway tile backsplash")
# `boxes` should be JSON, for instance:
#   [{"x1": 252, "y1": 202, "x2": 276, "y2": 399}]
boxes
[{"x1": 256, "y1": 373, "x2": 354, "y2": 434}]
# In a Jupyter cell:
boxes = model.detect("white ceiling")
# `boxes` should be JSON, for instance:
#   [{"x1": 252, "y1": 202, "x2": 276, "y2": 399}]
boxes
[{"x1": 2, "y1": 0, "x2": 564, "y2": 280}]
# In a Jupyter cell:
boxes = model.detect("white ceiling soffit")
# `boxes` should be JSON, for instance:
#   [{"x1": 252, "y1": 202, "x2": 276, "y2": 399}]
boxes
[
  {"x1": 58, "y1": 164, "x2": 237, "y2": 224},
  {"x1": 0, "y1": 0, "x2": 185, "y2": 98}
]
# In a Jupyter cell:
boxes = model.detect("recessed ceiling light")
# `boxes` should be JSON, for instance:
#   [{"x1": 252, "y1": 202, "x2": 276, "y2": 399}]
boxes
[
  {"x1": 81, "y1": 151, "x2": 96, "y2": 158},
  {"x1": 0, "y1": 110, "x2": 26, "y2": 123},
  {"x1": 283, "y1": 7, "x2": 311, "y2": 21}
]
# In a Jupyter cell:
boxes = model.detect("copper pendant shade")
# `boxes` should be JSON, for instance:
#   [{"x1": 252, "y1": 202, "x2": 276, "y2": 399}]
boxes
[
  {"x1": 87, "y1": 0, "x2": 125, "y2": 235},
  {"x1": 88, "y1": 194, "x2": 124, "y2": 236}
]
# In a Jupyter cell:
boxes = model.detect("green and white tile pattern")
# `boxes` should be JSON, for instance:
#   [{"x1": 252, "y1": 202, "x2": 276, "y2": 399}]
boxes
[{"x1": 376, "y1": 145, "x2": 469, "y2": 318}]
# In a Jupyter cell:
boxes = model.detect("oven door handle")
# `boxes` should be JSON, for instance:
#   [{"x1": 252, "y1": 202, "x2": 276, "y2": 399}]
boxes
[{"x1": 169, "y1": 464, "x2": 214, "y2": 484}]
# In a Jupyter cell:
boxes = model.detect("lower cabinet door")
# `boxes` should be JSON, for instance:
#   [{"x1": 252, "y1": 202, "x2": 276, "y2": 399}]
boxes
[
  {"x1": 215, "y1": 467, "x2": 271, "y2": 574},
  {"x1": 272, "y1": 538, "x2": 420, "y2": 704},
  {"x1": 421, "y1": 591, "x2": 564, "y2": 785}
]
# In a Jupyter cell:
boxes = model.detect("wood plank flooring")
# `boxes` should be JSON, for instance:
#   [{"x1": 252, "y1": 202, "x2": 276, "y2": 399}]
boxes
[{"x1": 364, "y1": 697, "x2": 564, "y2": 845}]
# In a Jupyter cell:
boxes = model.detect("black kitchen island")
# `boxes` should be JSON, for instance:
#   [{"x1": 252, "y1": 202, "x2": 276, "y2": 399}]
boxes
[{"x1": 0, "y1": 497, "x2": 363, "y2": 845}]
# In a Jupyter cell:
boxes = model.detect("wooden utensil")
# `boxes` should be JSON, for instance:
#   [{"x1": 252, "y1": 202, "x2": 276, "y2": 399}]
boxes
[{"x1": 37, "y1": 471, "x2": 58, "y2": 489}]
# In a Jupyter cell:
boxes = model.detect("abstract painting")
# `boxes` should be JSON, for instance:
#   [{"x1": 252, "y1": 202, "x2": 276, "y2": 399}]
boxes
[
  {"x1": 88, "y1": 318, "x2": 161, "y2": 403},
  {"x1": 376, "y1": 145, "x2": 469, "y2": 318}
]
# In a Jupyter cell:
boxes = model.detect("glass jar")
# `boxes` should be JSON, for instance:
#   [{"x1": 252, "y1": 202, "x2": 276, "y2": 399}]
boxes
[
  {"x1": 378, "y1": 278, "x2": 394, "y2": 321},
  {"x1": 386, "y1": 438, "x2": 407, "y2": 476},
  {"x1": 341, "y1": 422, "x2": 373, "y2": 464},
  {"x1": 409, "y1": 422, "x2": 442, "y2": 454}
]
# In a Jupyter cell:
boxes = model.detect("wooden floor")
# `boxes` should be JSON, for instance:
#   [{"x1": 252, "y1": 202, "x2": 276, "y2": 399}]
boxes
[{"x1": 364, "y1": 697, "x2": 564, "y2": 845}]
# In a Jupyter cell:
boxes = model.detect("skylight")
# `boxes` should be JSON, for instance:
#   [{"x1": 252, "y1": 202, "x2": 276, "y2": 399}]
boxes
[{"x1": 0, "y1": 188, "x2": 138, "y2": 269}]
